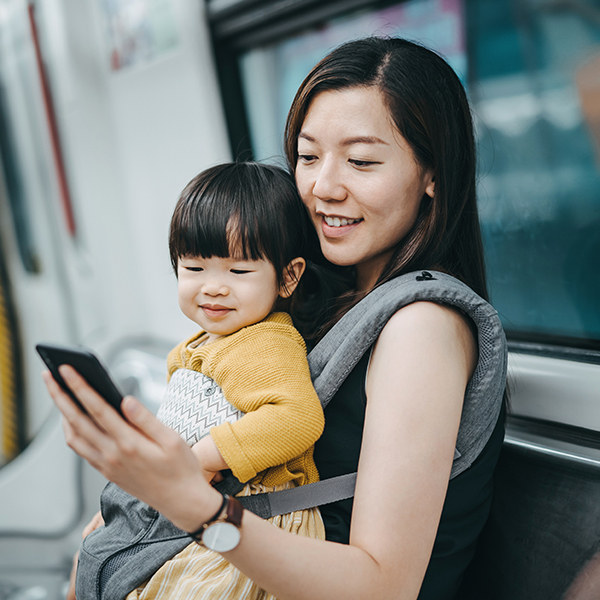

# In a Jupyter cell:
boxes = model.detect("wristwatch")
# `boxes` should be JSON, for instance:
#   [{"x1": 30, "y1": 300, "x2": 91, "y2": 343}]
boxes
[{"x1": 189, "y1": 494, "x2": 244, "y2": 552}]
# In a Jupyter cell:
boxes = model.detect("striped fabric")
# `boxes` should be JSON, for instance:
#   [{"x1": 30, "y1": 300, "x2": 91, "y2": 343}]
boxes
[{"x1": 125, "y1": 482, "x2": 324, "y2": 600}]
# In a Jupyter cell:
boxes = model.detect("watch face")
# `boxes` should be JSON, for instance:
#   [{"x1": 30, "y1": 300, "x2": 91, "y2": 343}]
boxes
[{"x1": 202, "y1": 522, "x2": 241, "y2": 552}]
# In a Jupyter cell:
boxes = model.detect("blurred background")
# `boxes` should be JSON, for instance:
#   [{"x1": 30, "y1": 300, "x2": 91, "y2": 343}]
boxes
[{"x1": 0, "y1": 0, "x2": 599, "y2": 598}]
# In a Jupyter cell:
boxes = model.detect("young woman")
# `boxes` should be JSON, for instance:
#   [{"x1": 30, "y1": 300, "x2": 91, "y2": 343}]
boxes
[{"x1": 45, "y1": 37, "x2": 506, "y2": 600}]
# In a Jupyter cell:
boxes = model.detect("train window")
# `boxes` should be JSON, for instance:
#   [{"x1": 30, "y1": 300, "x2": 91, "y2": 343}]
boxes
[
  {"x1": 239, "y1": 0, "x2": 467, "y2": 163},
  {"x1": 471, "y1": 0, "x2": 600, "y2": 350},
  {"x1": 236, "y1": 0, "x2": 600, "y2": 352}
]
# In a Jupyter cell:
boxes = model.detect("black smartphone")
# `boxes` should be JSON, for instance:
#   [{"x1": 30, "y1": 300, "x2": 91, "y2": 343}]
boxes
[{"x1": 36, "y1": 343, "x2": 124, "y2": 415}]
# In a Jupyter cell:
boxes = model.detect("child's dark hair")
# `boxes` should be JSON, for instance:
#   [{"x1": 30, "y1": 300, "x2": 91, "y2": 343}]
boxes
[{"x1": 169, "y1": 162, "x2": 350, "y2": 341}]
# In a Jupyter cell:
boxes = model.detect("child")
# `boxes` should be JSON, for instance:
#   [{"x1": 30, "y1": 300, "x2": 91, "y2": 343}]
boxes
[{"x1": 124, "y1": 162, "x2": 334, "y2": 599}]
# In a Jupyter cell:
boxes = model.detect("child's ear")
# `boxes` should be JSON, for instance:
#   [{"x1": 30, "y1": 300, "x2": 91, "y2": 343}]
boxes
[{"x1": 279, "y1": 257, "x2": 306, "y2": 298}]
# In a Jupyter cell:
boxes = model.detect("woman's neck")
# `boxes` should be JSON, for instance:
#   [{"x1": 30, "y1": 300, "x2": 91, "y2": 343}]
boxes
[{"x1": 356, "y1": 256, "x2": 388, "y2": 293}]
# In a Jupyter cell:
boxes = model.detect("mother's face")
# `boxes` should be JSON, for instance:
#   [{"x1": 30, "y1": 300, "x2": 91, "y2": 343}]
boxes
[{"x1": 295, "y1": 87, "x2": 434, "y2": 291}]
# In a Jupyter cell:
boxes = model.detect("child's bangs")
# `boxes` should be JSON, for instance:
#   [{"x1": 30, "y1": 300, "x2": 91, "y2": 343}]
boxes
[
  {"x1": 169, "y1": 162, "x2": 300, "y2": 274},
  {"x1": 171, "y1": 180, "x2": 270, "y2": 263},
  {"x1": 224, "y1": 214, "x2": 270, "y2": 262}
]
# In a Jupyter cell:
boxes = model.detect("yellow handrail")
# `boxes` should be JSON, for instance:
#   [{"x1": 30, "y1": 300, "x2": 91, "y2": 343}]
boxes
[{"x1": 0, "y1": 270, "x2": 18, "y2": 462}]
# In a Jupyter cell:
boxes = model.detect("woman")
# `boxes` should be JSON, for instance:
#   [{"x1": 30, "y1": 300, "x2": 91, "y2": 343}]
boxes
[{"x1": 45, "y1": 37, "x2": 506, "y2": 600}]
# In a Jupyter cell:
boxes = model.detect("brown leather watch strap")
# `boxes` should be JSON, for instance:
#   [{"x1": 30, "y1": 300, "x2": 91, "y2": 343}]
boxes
[
  {"x1": 225, "y1": 495, "x2": 244, "y2": 527},
  {"x1": 188, "y1": 494, "x2": 244, "y2": 542}
]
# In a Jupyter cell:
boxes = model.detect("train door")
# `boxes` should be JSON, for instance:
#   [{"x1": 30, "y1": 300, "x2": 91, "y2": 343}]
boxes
[
  {"x1": 0, "y1": 1, "x2": 121, "y2": 596},
  {"x1": 0, "y1": 0, "x2": 85, "y2": 527},
  {"x1": 0, "y1": 0, "x2": 230, "y2": 596}
]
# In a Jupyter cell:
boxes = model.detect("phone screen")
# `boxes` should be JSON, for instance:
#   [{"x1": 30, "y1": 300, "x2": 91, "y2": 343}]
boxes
[{"x1": 36, "y1": 343, "x2": 124, "y2": 415}]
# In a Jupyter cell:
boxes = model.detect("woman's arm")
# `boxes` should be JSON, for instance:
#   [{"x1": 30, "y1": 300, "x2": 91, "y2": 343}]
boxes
[
  {"x1": 564, "y1": 551, "x2": 600, "y2": 600},
  {"x1": 44, "y1": 301, "x2": 475, "y2": 600}
]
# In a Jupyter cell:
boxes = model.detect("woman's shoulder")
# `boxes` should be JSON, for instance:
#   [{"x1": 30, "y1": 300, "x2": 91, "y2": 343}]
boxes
[
  {"x1": 372, "y1": 301, "x2": 478, "y2": 395},
  {"x1": 364, "y1": 275, "x2": 506, "y2": 480},
  {"x1": 383, "y1": 299, "x2": 473, "y2": 332},
  {"x1": 379, "y1": 301, "x2": 478, "y2": 379}
]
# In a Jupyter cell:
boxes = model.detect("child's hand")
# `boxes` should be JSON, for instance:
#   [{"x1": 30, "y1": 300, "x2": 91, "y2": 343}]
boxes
[
  {"x1": 191, "y1": 435, "x2": 228, "y2": 482},
  {"x1": 82, "y1": 510, "x2": 104, "y2": 538}
]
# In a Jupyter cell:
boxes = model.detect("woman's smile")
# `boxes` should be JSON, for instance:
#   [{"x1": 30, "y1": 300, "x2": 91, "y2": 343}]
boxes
[{"x1": 319, "y1": 212, "x2": 363, "y2": 238}]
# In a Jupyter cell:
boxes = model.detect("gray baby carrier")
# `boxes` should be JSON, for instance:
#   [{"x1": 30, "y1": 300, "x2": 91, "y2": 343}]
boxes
[{"x1": 76, "y1": 271, "x2": 507, "y2": 600}]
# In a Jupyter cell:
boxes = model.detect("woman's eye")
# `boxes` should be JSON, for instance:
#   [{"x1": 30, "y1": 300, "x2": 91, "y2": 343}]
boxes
[
  {"x1": 349, "y1": 159, "x2": 378, "y2": 168},
  {"x1": 298, "y1": 154, "x2": 317, "y2": 164}
]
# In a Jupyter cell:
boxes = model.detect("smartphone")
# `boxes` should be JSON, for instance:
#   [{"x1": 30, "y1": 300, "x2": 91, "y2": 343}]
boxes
[{"x1": 36, "y1": 343, "x2": 124, "y2": 415}]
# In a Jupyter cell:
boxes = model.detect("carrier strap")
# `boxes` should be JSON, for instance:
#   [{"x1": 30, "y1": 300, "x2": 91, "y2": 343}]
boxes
[{"x1": 237, "y1": 473, "x2": 357, "y2": 518}]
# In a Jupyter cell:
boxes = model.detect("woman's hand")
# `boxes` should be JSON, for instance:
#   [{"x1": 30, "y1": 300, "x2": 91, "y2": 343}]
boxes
[{"x1": 42, "y1": 366, "x2": 223, "y2": 532}]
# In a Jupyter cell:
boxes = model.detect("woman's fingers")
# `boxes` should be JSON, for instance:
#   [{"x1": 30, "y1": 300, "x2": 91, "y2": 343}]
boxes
[
  {"x1": 43, "y1": 368, "x2": 107, "y2": 441},
  {"x1": 43, "y1": 368, "x2": 135, "y2": 477},
  {"x1": 42, "y1": 369, "x2": 83, "y2": 421},
  {"x1": 58, "y1": 365, "x2": 123, "y2": 431},
  {"x1": 121, "y1": 395, "x2": 162, "y2": 437},
  {"x1": 121, "y1": 395, "x2": 186, "y2": 451},
  {"x1": 43, "y1": 370, "x2": 105, "y2": 455},
  {"x1": 60, "y1": 418, "x2": 104, "y2": 467}
]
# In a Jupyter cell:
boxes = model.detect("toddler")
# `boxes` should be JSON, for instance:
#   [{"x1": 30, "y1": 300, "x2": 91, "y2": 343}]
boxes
[{"x1": 126, "y1": 162, "x2": 332, "y2": 599}]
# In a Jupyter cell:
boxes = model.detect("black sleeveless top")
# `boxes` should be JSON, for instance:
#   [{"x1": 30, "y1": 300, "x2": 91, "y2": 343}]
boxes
[{"x1": 313, "y1": 351, "x2": 505, "y2": 600}]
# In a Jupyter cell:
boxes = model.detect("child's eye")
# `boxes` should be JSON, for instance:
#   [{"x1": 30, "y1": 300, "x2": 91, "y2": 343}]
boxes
[
  {"x1": 184, "y1": 266, "x2": 203, "y2": 272},
  {"x1": 231, "y1": 269, "x2": 252, "y2": 275}
]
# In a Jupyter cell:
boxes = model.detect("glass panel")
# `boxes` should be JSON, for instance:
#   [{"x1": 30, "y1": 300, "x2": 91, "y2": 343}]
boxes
[
  {"x1": 237, "y1": 0, "x2": 600, "y2": 348},
  {"x1": 470, "y1": 0, "x2": 600, "y2": 345}
]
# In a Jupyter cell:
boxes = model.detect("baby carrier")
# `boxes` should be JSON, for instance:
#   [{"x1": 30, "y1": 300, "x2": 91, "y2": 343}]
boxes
[{"x1": 76, "y1": 271, "x2": 507, "y2": 600}]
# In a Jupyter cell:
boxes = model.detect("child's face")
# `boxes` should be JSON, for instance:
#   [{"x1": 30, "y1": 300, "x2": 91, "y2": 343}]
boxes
[{"x1": 177, "y1": 255, "x2": 282, "y2": 342}]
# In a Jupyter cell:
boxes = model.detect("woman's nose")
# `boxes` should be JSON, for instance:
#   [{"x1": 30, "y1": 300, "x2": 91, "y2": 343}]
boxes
[{"x1": 312, "y1": 158, "x2": 347, "y2": 202}]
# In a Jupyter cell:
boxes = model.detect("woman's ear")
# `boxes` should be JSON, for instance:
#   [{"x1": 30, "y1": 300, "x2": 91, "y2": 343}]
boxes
[
  {"x1": 425, "y1": 173, "x2": 435, "y2": 199},
  {"x1": 279, "y1": 257, "x2": 306, "y2": 298}
]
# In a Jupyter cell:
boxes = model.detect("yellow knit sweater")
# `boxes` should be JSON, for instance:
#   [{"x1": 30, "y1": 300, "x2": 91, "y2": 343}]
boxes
[{"x1": 167, "y1": 312, "x2": 323, "y2": 487}]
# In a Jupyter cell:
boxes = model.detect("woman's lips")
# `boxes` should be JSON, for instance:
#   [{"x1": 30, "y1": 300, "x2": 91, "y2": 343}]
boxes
[
  {"x1": 320, "y1": 216, "x2": 362, "y2": 238},
  {"x1": 200, "y1": 305, "x2": 233, "y2": 319}
]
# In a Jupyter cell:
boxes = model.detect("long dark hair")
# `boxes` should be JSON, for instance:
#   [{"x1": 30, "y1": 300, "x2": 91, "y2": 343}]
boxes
[
  {"x1": 169, "y1": 162, "x2": 350, "y2": 340},
  {"x1": 285, "y1": 37, "x2": 488, "y2": 302}
]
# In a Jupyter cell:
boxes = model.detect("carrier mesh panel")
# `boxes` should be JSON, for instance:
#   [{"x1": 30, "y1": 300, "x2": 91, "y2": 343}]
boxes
[{"x1": 99, "y1": 544, "x2": 146, "y2": 597}]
